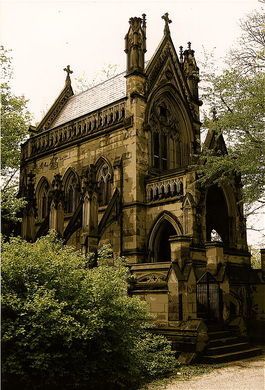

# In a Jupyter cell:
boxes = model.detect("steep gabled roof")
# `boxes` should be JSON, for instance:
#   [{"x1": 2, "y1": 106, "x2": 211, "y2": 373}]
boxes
[
  {"x1": 146, "y1": 32, "x2": 188, "y2": 97},
  {"x1": 204, "y1": 129, "x2": 228, "y2": 155},
  {"x1": 145, "y1": 29, "x2": 199, "y2": 123},
  {"x1": 51, "y1": 72, "x2": 126, "y2": 129},
  {"x1": 36, "y1": 79, "x2": 74, "y2": 132}
]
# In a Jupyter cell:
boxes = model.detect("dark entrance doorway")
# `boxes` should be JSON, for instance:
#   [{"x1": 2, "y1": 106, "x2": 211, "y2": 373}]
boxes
[
  {"x1": 153, "y1": 220, "x2": 177, "y2": 262},
  {"x1": 206, "y1": 185, "x2": 230, "y2": 246},
  {"x1": 197, "y1": 272, "x2": 221, "y2": 322}
]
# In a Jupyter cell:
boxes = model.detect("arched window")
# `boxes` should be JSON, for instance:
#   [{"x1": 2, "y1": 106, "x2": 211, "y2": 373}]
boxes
[
  {"x1": 152, "y1": 105, "x2": 169, "y2": 170},
  {"x1": 63, "y1": 170, "x2": 79, "y2": 214},
  {"x1": 36, "y1": 178, "x2": 50, "y2": 220},
  {"x1": 150, "y1": 101, "x2": 182, "y2": 171},
  {"x1": 96, "y1": 161, "x2": 112, "y2": 207},
  {"x1": 147, "y1": 92, "x2": 194, "y2": 172}
]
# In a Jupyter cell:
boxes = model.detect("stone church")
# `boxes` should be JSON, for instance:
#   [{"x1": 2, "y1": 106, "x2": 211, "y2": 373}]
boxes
[{"x1": 20, "y1": 14, "x2": 264, "y2": 361}]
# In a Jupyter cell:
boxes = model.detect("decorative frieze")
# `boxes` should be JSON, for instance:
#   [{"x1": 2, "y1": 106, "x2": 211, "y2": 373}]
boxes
[
  {"x1": 22, "y1": 100, "x2": 126, "y2": 160},
  {"x1": 146, "y1": 174, "x2": 184, "y2": 201}
]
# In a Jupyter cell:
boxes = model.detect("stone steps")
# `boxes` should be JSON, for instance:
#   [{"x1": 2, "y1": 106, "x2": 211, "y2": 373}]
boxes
[
  {"x1": 206, "y1": 341, "x2": 251, "y2": 355},
  {"x1": 201, "y1": 346, "x2": 261, "y2": 363},
  {"x1": 199, "y1": 326, "x2": 262, "y2": 363},
  {"x1": 208, "y1": 335, "x2": 247, "y2": 347}
]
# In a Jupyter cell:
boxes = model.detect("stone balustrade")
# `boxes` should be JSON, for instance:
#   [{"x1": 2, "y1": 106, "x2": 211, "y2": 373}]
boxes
[
  {"x1": 22, "y1": 100, "x2": 126, "y2": 160},
  {"x1": 146, "y1": 173, "x2": 184, "y2": 201}
]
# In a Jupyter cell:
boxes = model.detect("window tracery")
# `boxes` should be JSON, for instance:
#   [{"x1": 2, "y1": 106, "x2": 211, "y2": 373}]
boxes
[
  {"x1": 97, "y1": 162, "x2": 112, "y2": 206},
  {"x1": 149, "y1": 99, "x2": 182, "y2": 171},
  {"x1": 36, "y1": 178, "x2": 50, "y2": 220},
  {"x1": 64, "y1": 170, "x2": 79, "y2": 214}
]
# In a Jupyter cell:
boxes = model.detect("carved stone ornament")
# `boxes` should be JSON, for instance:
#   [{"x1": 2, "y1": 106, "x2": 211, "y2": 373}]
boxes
[
  {"x1": 125, "y1": 14, "x2": 146, "y2": 74},
  {"x1": 50, "y1": 173, "x2": 64, "y2": 208},
  {"x1": 81, "y1": 165, "x2": 97, "y2": 197},
  {"x1": 149, "y1": 98, "x2": 180, "y2": 136},
  {"x1": 137, "y1": 273, "x2": 167, "y2": 284}
]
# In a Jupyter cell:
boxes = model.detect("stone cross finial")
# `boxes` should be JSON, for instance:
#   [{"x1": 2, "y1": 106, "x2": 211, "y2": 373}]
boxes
[
  {"x1": 162, "y1": 12, "x2": 172, "y2": 35},
  {"x1": 64, "y1": 65, "x2": 73, "y2": 76},
  {"x1": 187, "y1": 42, "x2": 191, "y2": 50},
  {"x1": 64, "y1": 65, "x2": 73, "y2": 85}
]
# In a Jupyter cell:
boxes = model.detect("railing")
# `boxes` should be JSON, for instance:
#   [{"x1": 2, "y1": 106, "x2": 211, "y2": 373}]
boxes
[
  {"x1": 146, "y1": 172, "x2": 184, "y2": 201},
  {"x1": 22, "y1": 100, "x2": 126, "y2": 160}
]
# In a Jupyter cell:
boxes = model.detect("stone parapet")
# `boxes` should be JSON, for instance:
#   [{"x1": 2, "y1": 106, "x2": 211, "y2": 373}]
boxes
[{"x1": 21, "y1": 99, "x2": 127, "y2": 161}]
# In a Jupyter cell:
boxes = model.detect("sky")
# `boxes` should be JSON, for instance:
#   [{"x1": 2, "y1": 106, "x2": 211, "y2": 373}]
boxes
[{"x1": 1, "y1": 0, "x2": 264, "y2": 246}]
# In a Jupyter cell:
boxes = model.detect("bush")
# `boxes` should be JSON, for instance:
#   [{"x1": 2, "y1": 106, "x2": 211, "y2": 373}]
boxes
[{"x1": 1, "y1": 234, "x2": 176, "y2": 389}]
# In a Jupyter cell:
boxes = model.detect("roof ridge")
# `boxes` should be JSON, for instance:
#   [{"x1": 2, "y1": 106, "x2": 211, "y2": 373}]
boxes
[{"x1": 73, "y1": 70, "x2": 126, "y2": 98}]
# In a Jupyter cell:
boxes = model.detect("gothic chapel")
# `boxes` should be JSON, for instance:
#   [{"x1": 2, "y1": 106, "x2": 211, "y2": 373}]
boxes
[{"x1": 20, "y1": 14, "x2": 264, "y2": 360}]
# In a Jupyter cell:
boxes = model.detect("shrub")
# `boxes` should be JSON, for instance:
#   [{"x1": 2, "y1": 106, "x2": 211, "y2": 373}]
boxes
[{"x1": 1, "y1": 234, "x2": 176, "y2": 389}]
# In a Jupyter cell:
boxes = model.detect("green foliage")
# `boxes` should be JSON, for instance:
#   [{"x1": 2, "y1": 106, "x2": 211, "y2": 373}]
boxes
[
  {"x1": 1, "y1": 186, "x2": 27, "y2": 223},
  {"x1": 2, "y1": 236, "x2": 176, "y2": 389},
  {"x1": 74, "y1": 63, "x2": 118, "y2": 93},
  {"x1": 135, "y1": 333, "x2": 177, "y2": 379},
  {"x1": 1, "y1": 46, "x2": 31, "y2": 223},
  {"x1": 199, "y1": 9, "x2": 265, "y2": 207}
]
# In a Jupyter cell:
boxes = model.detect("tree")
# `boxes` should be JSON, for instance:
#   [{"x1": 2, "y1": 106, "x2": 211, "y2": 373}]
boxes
[
  {"x1": 1, "y1": 234, "x2": 177, "y2": 390},
  {"x1": 74, "y1": 63, "x2": 119, "y2": 93},
  {"x1": 1, "y1": 46, "x2": 31, "y2": 224},
  {"x1": 199, "y1": 8, "x2": 265, "y2": 210}
]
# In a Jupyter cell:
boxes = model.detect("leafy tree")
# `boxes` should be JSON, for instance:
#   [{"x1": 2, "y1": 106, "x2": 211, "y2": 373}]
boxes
[
  {"x1": 1, "y1": 235, "x2": 177, "y2": 390},
  {"x1": 199, "y1": 8, "x2": 265, "y2": 209},
  {"x1": 74, "y1": 63, "x2": 119, "y2": 93},
  {"x1": 1, "y1": 46, "x2": 31, "y2": 224}
]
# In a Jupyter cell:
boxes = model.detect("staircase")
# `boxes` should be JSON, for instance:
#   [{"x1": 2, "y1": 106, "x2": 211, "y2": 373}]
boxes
[{"x1": 199, "y1": 325, "x2": 262, "y2": 363}]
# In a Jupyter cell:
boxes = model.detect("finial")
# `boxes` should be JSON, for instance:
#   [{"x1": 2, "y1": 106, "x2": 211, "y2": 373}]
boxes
[
  {"x1": 187, "y1": 42, "x2": 191, "y2": 50},
  {"x1": 162, "y1": 12, "x2": 172, "y2": 35},
  {"x1": 179, "y1": 46, "x2": 184, "y2": 62},
  {"x1": 142, "y1": 13, "x2": 146, "y2": 29},
  {"x1": 64, "y1": 65, "x2": 73, "y2": 85},
  {"x1": 212, "y1": 107, "x2": 217, "y2": 121}
]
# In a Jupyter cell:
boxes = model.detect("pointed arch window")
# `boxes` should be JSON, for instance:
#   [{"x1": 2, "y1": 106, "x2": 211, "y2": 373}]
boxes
[
  {"x1": 149, "y1": 97, "x2": 188, "y2": 171},
  {"x1": 97, "y1": 163, "x2": 112, "y2": 206},
  {"x1": 64, "y1": 171, "x2": 79, "y2": 214},
  {"x1": 37, "y1": 179, "x2": 50, "y2": 220}
]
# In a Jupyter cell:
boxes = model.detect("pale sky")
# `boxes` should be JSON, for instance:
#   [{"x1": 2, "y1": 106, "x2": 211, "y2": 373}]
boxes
[
  {"x1": 1, "y1": 0, "x2": 264, "y2": 246},
  {"x1": 1, "y1": 0, "x2": 260, "y2": 121}
]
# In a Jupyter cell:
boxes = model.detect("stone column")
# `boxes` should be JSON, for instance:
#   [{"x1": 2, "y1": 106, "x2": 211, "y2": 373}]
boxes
[
  {"x1": 205, "y1": 241, "x2": 224, "y2": 273},
  {"x1": 81, "y1": 165, "x2": 98, "y2": 256},
  {"x1": 49, "y1": 174, "x2": 64, "y2": 236},
  {"x1": 169, "y1": 235, "x2": 192, "y2": 269}
]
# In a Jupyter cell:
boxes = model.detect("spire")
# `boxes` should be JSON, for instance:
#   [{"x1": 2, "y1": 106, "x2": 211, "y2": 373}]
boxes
[
  {"x1": 125, "y1": 15, "x2": 147, "y2": 75},
  {"x1": 161, "y1": 12, "x2": 172, "y2": 35},
  {"x1": 64, "y1": 65, "x2": 73, "y2": 86}
]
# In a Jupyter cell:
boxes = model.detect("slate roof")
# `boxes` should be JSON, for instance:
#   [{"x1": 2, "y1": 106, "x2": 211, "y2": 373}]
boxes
[{"x1": 51, "y1": 71, "x2": 127, "y2": 128}]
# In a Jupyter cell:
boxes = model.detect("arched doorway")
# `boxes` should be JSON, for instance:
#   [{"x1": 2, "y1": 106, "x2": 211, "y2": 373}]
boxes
[
  {"x1": 206, "y1": 185, "x2": 230, "y2": 246},
  {"x1": 148, "y1": 212, "x2": 183, "y2": 262},
  {"x1": 154, "y1": 220, "x2": 176, "y2": 262}
]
